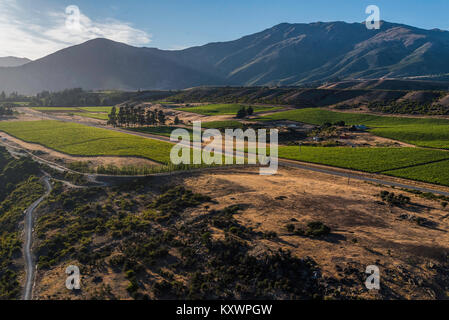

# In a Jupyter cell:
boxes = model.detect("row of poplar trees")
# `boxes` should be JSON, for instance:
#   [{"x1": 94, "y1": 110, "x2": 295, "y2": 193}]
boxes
[
  {"x1": 0, "y1": 105, "x2": 14, "y2": 116},
  {"x1": 107, "y1": 105, "x2": 179, "y2": 127}
]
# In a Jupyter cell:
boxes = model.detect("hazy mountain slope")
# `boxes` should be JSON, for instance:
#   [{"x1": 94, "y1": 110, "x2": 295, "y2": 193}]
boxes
[
  {"x1": 299, "y1": 24, "x2": 449, "y2": 84},
  {"x1": 166, "y1": 21, "x2": 449, "y2": 86},
  {"x1": 0, "y1": 39, "x2": 224, "y2": 94},
  {"x1": 2, "y1": 21, "x2": 449, "y2": 93},
  {"x1": 0, "y1": 56, "x2": 31, "y2": 67},
  {"x1": 319, "y1": 79, "x2": 449, "y2": 90}
]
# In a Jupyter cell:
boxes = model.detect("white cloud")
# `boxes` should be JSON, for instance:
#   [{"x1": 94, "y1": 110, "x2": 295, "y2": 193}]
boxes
[{"x1": 0, "y1": 0, "x2": 152, "y2": 60}]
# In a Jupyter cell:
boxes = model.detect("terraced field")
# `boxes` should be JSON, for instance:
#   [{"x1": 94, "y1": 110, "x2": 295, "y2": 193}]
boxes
[
  {"x1": 0, "y1": 120, "x2": 173, "y2": 163},
  {"x1": 384, "y1": 160, "x2": 449, "y2": 186},
  {"x1": 73, "y1": 112, "x2": 109, "y2": 120},
  {"x1": 77, "y1": 107, "x2": 113, "y2": 112},
  {"x1": 32, "y1": 106, "x2": 112, "y2": 112},
  {"x1": 278, "y1": 146, "x2": 449, "y2": 173},
  {"x1": 176, "y1": 103, "x2": 280, "y2": 115},
  {"x1": 127, "y1": 126, "x2": 192, "y2": 138},
  {"x1": 2, "y1": 119, "x2": 449, "y2": 186},
  {"x1": 31, "y1": 107, "x2": 80, "y2": 112},
  {"x1": 259, "y1": 108, "x2": 449, "y2": 149},
  {"x1": 32, "y1": 106, "x2": 112, "y2": 121},
  {"x1": 201, "y1": 120, "x2": 245, "y2": 129}
]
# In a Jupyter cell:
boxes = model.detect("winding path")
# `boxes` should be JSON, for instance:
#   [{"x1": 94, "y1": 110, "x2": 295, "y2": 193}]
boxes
[{"x1": 23, "y1": 177, "x2": 52, "y2": 300}]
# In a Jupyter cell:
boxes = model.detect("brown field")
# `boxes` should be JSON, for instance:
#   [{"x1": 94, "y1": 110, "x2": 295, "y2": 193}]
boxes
[
  {"x1": 180, "y1": 167, "x2": 449, "y2": 299},
  {"x1": 33, "y1": 166, "x2": 449, "y2": 299}
]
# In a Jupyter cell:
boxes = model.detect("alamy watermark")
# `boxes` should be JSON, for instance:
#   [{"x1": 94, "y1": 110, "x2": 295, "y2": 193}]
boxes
[
  {"x1": 365, "y1": 265, "x2": 380, "y2": 290},
  {"x1": 65, "y1": 5, "x2": 81, "y2": 32},
  {"x1": 365, "y1": 5, "x2": 380, "y2": 30},
  {"x1": 66, "y1": 265, "x2": 81, "y2": 290},
  {"x1": 169, "y1": 121, "x2": 278, "y2": 175}
]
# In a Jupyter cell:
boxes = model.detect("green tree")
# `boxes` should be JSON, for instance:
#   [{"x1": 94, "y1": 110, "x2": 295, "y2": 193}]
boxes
[
  {"x1": 157, "y1": 110, "x2": 166, "y2": 124},
  {"x1": 124, "y1": 105, "x2": 131, "y2": 127},
  {"x1": 117, "y1": 107, "x2": 125, "y2": 127},
  {"x1": 236, "y1": 107, "x2": 247, "y2": 119},
  {"x1": 137, "y1": 107, "x2": 146, "y2": 126},
  {"x1": 108, "y1": 106, "x2": 117, "y2": 127},
  {"x1": 145, "y1": 109, "x2": 155, "y2": 126}
]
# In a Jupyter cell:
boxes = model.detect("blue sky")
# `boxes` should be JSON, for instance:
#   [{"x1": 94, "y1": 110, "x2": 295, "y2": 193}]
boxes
[{"x1": 1, "y1": 0, "x2": 449, "y2": 59}]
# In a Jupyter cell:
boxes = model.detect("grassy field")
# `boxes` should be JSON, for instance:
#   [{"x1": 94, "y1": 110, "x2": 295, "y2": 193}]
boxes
[
  {"x1": 32, "y1": 106, "x2": 111, "y2": 121},
  {"x1": 176, "y1": 104, "x2": 280, "y2": 115},
  {"x1": 32, "y1": 106, "x2": 112, "y2": 112},
  {"x1": 278, "y1": 146, "x2": 449, "y2": 173},
  {"x1": 32, "y1": 107, "x2": 80, "y2": 112},
  {"x1": 201, "y1": 120, "x2": 245, "y2": 129},
  {"x1": 369, "y1": 126, "x2": 449, "y2": 149},
  {"x1": 127, "y1": 126, "x2": 192, "y2": 138},
  {"x1": 77, "y1": 106, "x2": 113, "y2": 112},
  {"x1": 127, "y1": 122, "x2": 246, "y2": 139},
  {"x1": 126, "y1": 124, "x2": 246, "y2": 139},
  {"x1": 259, "y1": 108, "x2": 449, "y2": 149},
  {"x1": 73, "y1": 112, "x2": 109, "y2": 120},
  {"x1": 2, "y1": 119, "x2": 449, "y2": 186},
  {"x1": 7, "y1": 101, "x2": 31, "y2": 106},
  {"x1": 0, "y1": 121, "x2": 242, "y2": 165},
  {"x1": 384, "y1": 160, "x2": 449, "y2": 187},
  {"x1": 0, "y1": 120, "x2": 173, "y2": 163}
]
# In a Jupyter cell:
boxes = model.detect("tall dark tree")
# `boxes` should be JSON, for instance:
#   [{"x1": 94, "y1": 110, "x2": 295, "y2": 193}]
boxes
[
  {"x1": 130, "y1": 107, "x2": 138, "y2": 127},
  {"x1": 124, "y1": 105, "x2": 131, "y2": 127},
  {"x1": 117, "y1": 107, "x2": 125, "y2": 127},
  {"x1": 137, "y1": 107, "x2": 146, "y2": 126},
  {"x1": 157, "y1": 109, "x2": 166, "y2": 124},
  {"x1": 108, "y1": 106, "x2": 117, "y2": 127},
  {"x1": 145, "y1": 109, "x2": 154, "y2": 126},
  {"x1": 236, "y1": 107, "x2": 247, "y2": 119}
]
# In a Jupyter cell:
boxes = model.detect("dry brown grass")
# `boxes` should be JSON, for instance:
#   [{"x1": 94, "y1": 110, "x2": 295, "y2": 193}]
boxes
[{"x1": 33, "y1": 166, "x2": 449, "y2": 299}]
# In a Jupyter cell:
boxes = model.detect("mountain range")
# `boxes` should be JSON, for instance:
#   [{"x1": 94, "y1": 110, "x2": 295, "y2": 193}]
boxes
[
  {"x1": 2, "y1": 21, "x2": 449, "y2": 94},
  {"x1": 0, "y1": 57, "x2": 31, "y2": 68}
]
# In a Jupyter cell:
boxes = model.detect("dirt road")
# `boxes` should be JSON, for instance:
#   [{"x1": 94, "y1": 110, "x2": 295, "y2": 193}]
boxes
[{"x1": 23, "y1": 176, "x2": 52, "y2": 300}]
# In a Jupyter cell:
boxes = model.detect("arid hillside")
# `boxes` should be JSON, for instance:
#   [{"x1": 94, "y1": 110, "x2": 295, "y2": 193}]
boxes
[
  {"x1": 33, "y1": 166, "x2": 449, "y2": 300},
  {"x1": 168, "y1": 85, "x2": 449, "y2": 114}
]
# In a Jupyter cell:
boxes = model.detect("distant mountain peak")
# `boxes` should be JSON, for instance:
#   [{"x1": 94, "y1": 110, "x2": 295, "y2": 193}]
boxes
[
  {"x1": 2, "y1": 20, "x2": 449, "y2": 93},
  {"x1": 0, "y1": 56, "x2": 31, "y2": 67}
]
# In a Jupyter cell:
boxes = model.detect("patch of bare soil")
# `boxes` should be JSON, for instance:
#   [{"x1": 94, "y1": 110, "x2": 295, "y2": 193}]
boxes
[
  {"x1": 436, "y1": 93, "x2": 449, "y2": 108},
  {"x1": 0, "y1": 113, "x2": 42, "y2": 122},
  {"x1": 135, "y1": 103, "x2": 233, "y2": 124},
  {"x1": 16, "y1": 107, "x2": 107, "y2": 125},
  {"x1": 53, "y1": 113, "x2": 106, "y2": 125},
  {"x1": 337, "y1": 131, "x2": 415, "y2": 148},
  {"x1": 398, "y1": 91, "x2": 442, "y2": 104},
  {"x1": 143, "y1": 103, "x2": 293, "y2": 124}
]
